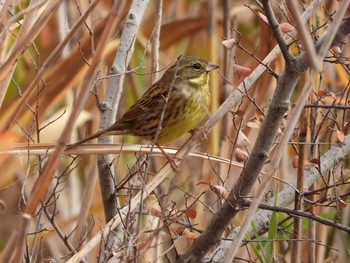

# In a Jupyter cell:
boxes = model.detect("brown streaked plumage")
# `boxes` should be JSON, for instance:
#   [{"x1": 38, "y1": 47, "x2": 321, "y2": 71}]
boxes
[{"x1": 69, "y1": 56, "x2": 219, "y2": 154}]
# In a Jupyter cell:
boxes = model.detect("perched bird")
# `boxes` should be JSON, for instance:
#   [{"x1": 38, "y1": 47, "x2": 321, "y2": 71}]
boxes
[{"x1": 69, "y1": 56, "x2": 219, "y2": 168}]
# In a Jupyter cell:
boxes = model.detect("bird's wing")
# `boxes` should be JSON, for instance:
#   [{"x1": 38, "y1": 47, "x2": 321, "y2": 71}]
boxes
[{"x1": 120, "y1": 82, "x2": 167, "y2": 122}]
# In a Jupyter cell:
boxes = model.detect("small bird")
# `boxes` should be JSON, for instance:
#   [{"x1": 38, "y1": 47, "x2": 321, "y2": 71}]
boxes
[{"x1": 69, "y1": 56, "x2": 219, "y2": 168}]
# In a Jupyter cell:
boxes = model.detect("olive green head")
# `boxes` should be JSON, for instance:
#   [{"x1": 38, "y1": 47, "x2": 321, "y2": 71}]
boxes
[{"x1": 160, "y1": 56, "x2": 219, "y2": 86}]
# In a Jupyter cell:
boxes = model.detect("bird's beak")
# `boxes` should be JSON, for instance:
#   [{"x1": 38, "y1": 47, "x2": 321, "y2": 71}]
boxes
[{"x1": 205, "y1": 62, "x2": 220, "y2": 72}]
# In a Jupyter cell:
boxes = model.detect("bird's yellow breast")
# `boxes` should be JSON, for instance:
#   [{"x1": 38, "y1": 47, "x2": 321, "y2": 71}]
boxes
[{"x1": 155, "y1": 81, "x2": 210, "y2": 144}]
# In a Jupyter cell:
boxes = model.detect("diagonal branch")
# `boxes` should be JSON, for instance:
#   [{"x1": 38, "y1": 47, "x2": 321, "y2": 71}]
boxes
[
  {"x1": 209, "y1": 133, "x2": 350, "y2": 261},
  {"x1": 177, "y1": 7, "x2": 350, "y2": 263},
  {"x1": 1, "y1": 2, "x2": 127, "y2": 262},
  {"x1": 65, "y1": 1, "x2": 330, "y2": 262},
  {"x1": 262, "y1": 0, "x2": 295, "y2": 64}
]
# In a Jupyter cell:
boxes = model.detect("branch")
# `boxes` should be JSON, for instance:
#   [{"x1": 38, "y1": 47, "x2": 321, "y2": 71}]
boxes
[
  {"x1": 3, "y1": 1, "x2": 126, "y2": 262},
  {"x1": 208, "y1": 134, "x2": 350, "y2": 261},
  {"x1": 0, "y1": 0, "x2": 61, "y2": 107},
  {"x1": 1, "y1": 0, "x2": 101, "y2": 131},
  {"x1": 261, "y1": 0, "x2": 294, "y2": 64},
  {"x1": 63, "y1": 1, "x2": 348, "y2": 262},
  {"x1": 252, "y1": 202, "x2": 350, "y2": 234},
  {"x1": 96, "y1": 0, "x2": 138, "y2": 223},
  {"x1": 286, "y1": 1, "x2": 322, "y2": 71},
  {"x1": 177, "y1": 5, "x2": 350, "y2": 263}
]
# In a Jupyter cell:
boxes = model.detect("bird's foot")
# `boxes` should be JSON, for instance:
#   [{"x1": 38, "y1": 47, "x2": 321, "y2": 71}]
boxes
[
  {"x1": 156, "y1": 144, "x2": 182, "y2": 172},
  {"x1": 165, "y1": 153, "x2": 182, "y2": 172},
  {"x1": 189, "y1": 127, "x2": 208, "y2": 141}
]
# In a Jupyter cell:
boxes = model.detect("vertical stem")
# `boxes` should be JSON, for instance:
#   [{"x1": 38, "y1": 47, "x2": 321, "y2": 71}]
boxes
[
  {"x1": 309, "y1": 67, "x2": 320, "y2": 263},
  {"x1": 150, "y1": 0, "x2": 162, "y2": 82},
  {"x1": 220, "y1": 0, "x2": 233, "y2": 141},
  {"x1": 207, "y1": 0, "x2": 219, "y2": 155},
  {"x1": 308, "y1": 198, "x2": 316, "y2": 263},
  {"x1": 97, "y1": 0, "x2": 148, "y2": 222},
  {"x1": 291, "y1": 70, "x2": 308, "y2": 263}
]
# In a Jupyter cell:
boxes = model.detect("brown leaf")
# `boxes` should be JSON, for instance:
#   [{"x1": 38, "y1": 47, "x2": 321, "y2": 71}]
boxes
[
  {"x1": 159, "y1": 17, "x2": 209, "y2": 48},
  {"x1": 257, "y1": 11, "x2": 269, "y2": 24},
  {"x1": 235, "y1": 148, "x2": 249, "y2": 162},
  {"x1": 332, "y1": 46, "x2": 342, "y2": 56},
  {"x1": 211, "y1": 185, "x2": 229, "y2": 199},
  {"x1": 233, "y1": 64, "x2": 252, "y2": 77},
  {"x1": 255, "y1": 109, "x2": 264, "y2": 121},
  {"x1": 316, "y1": 90, "x2": 337, "y2": 100},
  {"x1": 237, "y1": 131, "x2": 251, "y2": 148},
  {"x1": 317, "y1": 90, "x2": 327, "y2": 97},
  {"x1": 171, "y1": 226, "x2": 186, "y2": 235},
  {"x1": 222, "y1": 38, "x2": 237, "y2": 49},
  {"x1": 292, "y1": 156, "x2": 299, "y2": 168},
  {"x1": 182, "y1": 228, "x2": 198, "y2": 239},
  {"x1": 181, "y1": 209, "x2": 197, "y2": 219},
  {"x1": 247, "y1": 121, "x2": 261, "y2": 129},
  {"x1": 279, "y1": 22, "x2": 295, "y2": 33},
  {"x1": 148, "y1": 207, "x2": 162, "y2": 217},
  {"x1": 236, "y1": 109, "x2": 245, "y2": 116},
  {"x1": 336, "y1": 197, "x2": 347, "y2": 208},
  {"x1": 308, "y1": 157, "x2": 320, "y2": 164},
  {"x1": 336, "y1": 130, "x2": 345, "y2": 143}
]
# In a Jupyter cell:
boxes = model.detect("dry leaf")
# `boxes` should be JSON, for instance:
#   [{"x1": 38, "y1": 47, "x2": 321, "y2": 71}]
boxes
[
  {"x1": 293, "y1": 156, "x2": 318, "y2": 167},
  {"x1": 279, "y1": 22, "x2": 295, "y2": 33},
  {"x1": 181, "y1": 209, "x2": 197, "y2": 219},
  {"x1": 308, "y1": 157, "x2": 320, "y2": 164},
  {"x1": 332, "y1": 46, "x2": 342, "y2": 56},
  {"x1": 292, "y1": 156, "x2": 299, "y2": 168},
  {"x1": 316, "y1": 90, "x2": 337, "y2": 100},
  {"x1": 233, "y1": 64, "x2": 252, "y2": 77},
  {"x1": 337, "y1": 130, "x2": 345, "y2": 143},
  {"x1": 171, "y1": 226, "x2": 186, "y2": 235},
  {"x1": 336, "y1": 197, "x2": 347, "y2": 208},
  {"x1": 236, "y1": 109, "x2": 245, "y2": 116},
  {"x1": 211, "y1": 185, "x2": 229, "y2": 199},
  {"x1": 235, "y1": 148, "x2": 249, "y2": 162},
  {"x1": 237, "y1": 131, "x2": 251, "y2": 148},
  {"x1": 222, "y1": 38, "x2": 237, "y2": 49},
  {"x1": 317, "y1": 90, "x2": 327, "y2": 97},
  {"x1": 159, "y1": 17, "x2": 209, "y2": 48},
  {"x1": 182, "y1": 228, "x2": 198, "y2": 239},
  {"x1": 247, "y1": 121, "x2": 261, "y2": 129},
  {"x1": 257, "y1": 11, "x2": 269, "y2": 24},
  {"x1": 255, "y1": 109, "x2": 264, "y2": 121},
  {"x1": 148, "y1": 207, "x2": 162, "y2": 217}
]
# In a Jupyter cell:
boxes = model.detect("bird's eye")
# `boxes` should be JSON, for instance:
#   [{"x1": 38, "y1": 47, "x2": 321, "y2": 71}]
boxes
[{"x1": 192, "y1": 63, "x2": 201, "y2": 70}]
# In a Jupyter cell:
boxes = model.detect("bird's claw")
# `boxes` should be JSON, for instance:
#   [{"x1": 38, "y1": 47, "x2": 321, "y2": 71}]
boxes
[{"x1": 189, "y1": 127, "x2": 208, "y2": 141}]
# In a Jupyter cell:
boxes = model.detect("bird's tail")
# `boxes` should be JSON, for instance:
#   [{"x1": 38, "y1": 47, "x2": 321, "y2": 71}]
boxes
[{"x1": 66, "y1": 128, "x2": 112, "y2": 149}]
